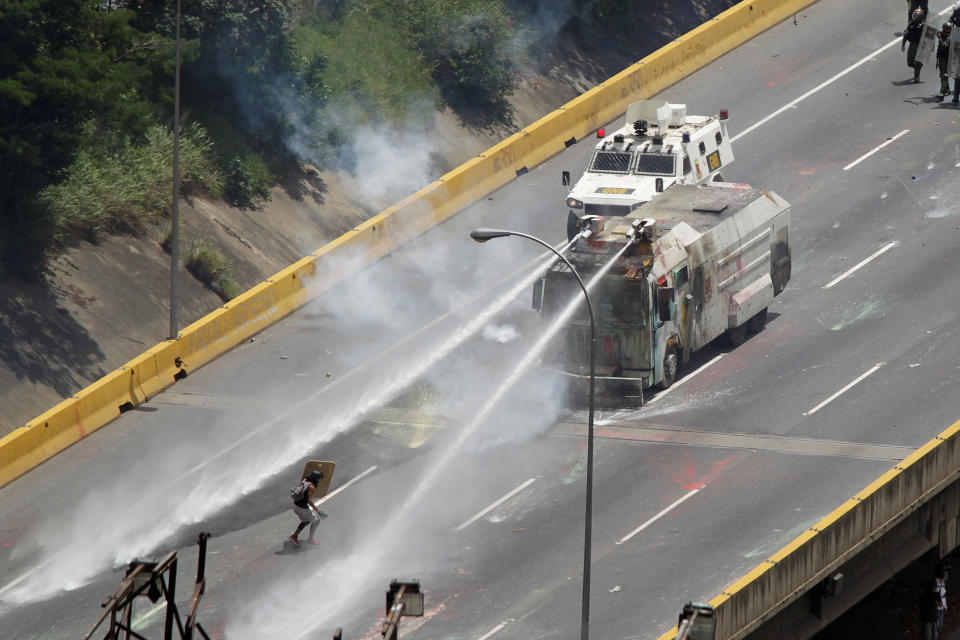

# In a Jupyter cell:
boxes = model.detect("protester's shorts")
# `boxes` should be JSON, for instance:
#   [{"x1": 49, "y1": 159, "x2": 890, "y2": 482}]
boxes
[{"x1": 293, "y1": 504, "x2": 318, "y2": 524}]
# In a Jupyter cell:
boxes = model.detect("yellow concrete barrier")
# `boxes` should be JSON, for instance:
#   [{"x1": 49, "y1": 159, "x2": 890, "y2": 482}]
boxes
[{"x1": 0, "y1": 0, "x2": 819, "y2": 490}]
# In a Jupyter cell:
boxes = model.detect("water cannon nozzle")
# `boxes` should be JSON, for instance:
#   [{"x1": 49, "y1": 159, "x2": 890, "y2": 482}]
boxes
[
  {"x1": 579, "y1": 215, "x2": 605, "y2": 236},
  {"x1": 631, "y1": 218, "x2": 656, "y2": 242}
]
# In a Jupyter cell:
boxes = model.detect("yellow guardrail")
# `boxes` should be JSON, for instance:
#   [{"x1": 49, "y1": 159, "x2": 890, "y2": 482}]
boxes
[
  {"x1": 656, "y1": 419, "x2": 960, "y2": 640},
  {"x1": 0, "y1": 0, "x2": 819, "y2": 489}
]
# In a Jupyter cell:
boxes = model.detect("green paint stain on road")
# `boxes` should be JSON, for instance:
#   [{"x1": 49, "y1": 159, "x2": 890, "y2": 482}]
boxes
[
  {"x1": 829, "y1": 296, "x2": 883, "y2": 331},
  {"x1": 563, "y1": 461, "x2": 584, "y2": 485}
]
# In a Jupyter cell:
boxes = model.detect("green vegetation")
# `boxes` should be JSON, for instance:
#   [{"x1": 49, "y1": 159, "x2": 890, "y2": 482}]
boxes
[
  {"x1": 224, "y1": 155, "x2": 274, "y2": 211},
  {"x1": 161, "y1": 227, "x2": 241, "y2": 303},
  {"x1": 1, "y1": 0, "x2": 528, "y2": 280},
  {"x1": 40, "y1": 123, "x2": 222, "y2": 244},
  {"x1": 9, "y1": 0, "x2": 683, "y2": 281},
  {"x1": 183, "y1": 239, "x2": 242, "y2": 303}
]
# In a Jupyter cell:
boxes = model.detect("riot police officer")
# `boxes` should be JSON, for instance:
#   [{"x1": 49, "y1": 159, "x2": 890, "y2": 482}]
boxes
[
  {"x1": 903, "y1": 8, "x2": 926, "y2": 83},
  {"x1": 937, "y1": 22, "x2": 952, "y2": 100}
]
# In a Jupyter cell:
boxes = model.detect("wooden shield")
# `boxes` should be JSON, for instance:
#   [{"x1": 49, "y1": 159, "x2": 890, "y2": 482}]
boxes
[{"x1": 300, "y1": 460, "x2": 335, "y2": 502}]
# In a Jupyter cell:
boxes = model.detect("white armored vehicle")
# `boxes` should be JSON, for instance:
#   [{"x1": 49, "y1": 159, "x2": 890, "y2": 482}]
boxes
[
  {"x1": 564, "y1": 99, "x2": 734, "y2": 239},
  {"x1": 536, "y1": 182, "x2": 791, "y2": 405}
]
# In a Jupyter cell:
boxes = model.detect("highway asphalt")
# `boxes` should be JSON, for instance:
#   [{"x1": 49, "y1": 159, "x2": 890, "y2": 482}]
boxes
[{"x1": 2, "y1": 1, "x2": 960, "y2": 638}]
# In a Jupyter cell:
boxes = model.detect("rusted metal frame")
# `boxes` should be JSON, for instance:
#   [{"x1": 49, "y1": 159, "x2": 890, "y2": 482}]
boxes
[
  {"x1": 184, "y1": 533, "x2": 212, "y2": 640},
  {"x1": 83, "y1": 565, "x2": 144, "y2": 640},
  {"x1": 191, "y1": 622, "x2": 211, "y2": 640},
  {"x1": 160, "y1": 557, "x2": 184, "y2": 640},
  {"x1": 381, "y1": 584, "x2": 406, "y2": 640},
  {"x1": 184, "y1": 580, "x2": 205, "y2": 640},
  {"x1": 85, "y1": 535, "x2": 214, "y2": 640}
]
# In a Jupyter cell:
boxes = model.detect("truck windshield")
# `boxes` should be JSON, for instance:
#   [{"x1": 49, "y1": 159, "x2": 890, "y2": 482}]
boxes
[
  {"x1": 589, "y1": 150, "x2": 631, "y2": 174},
  {"x1": 634, "y1": 152, "x2": 675, "y2": 176},
  {"x1": 597, "y1": 278, "x2": 647, "y2": 325},
  {"x1": 542, "y1": 272, "x2": 588, "y2": 322},
  {"x1": 542, "y1": 272, "x2": 647, "y2": 326}
]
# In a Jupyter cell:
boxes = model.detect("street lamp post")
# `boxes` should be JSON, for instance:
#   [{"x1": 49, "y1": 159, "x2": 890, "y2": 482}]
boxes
[
  {"x1": 169, "y1": 0, "x2": 182, "y2": 340},
  {"x1": 470, "y1": 228, "x2": 596, "y2": 640}
]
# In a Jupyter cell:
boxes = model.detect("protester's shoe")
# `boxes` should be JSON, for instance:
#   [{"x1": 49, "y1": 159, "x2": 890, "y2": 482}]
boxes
[{"x1": 288, "y1": 535, "x2": 301, "y2": 547}]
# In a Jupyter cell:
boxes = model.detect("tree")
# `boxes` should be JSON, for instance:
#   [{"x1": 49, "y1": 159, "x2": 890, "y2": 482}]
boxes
[
  {"x1": 129, "y1": 0, "x2": 327, "y2": 158},
  {"x1": 0, "y1": 0, "x2": 164, "y2": 278}
]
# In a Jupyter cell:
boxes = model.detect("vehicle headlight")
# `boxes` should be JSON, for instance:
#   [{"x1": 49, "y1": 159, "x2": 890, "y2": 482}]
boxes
[{"x1": 566, "y1": 197, "x2": 584, "y2": 209}]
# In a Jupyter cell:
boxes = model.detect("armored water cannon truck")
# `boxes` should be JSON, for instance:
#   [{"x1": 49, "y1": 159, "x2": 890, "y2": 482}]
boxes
[
  {"x1": 536, "y1": 182, "x2": 790, "y2": 405},
  {"x1": 564, "y1": 99, "x2": 734, "y2": 240}
]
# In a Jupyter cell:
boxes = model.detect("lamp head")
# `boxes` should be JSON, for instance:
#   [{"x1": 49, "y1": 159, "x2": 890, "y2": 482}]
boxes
[{"x1": 470, "y1": 228, "x2": 512, "y2": 243}]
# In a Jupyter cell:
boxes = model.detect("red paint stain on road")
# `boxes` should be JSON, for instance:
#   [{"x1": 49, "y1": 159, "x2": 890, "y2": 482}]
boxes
[
  {"x1": 692, "y1": 455, "x2": 737, "y2": 489},
  {"x1": 767, "y1": 81, "x2": 777, "y2": 87},
  {"x1": 664, "y1": 455, "x2": 698, "y2": 489},
  {"x1": 663, "y1": 453, "x2": 738, "y2": 491}
]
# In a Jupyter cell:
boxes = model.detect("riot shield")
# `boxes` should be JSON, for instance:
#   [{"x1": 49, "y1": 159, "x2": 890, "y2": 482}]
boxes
[
  {"x1": 950, "y1": 24, "x2": 960, "y2": 77},
  {"x1": 917, "y1": 15, "x2": 941, "y2": 68},
  {"x1": 301, "y1": 460, "x2": 335, "y2": 501}
]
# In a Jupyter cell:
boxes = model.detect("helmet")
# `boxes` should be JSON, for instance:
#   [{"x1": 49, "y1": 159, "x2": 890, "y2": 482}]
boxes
[
  {"x1": 945, "y1": 22, "x2": 953, "y2": 32},
  {"x1": 307, "y1": 470, "x2": 324, "y2": 484},
  {"x1": 913, "y1": 8, "x2": 924, "y2": 22}
]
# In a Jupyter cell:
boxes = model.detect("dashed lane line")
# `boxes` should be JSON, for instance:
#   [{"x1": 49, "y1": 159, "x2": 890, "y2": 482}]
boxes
[{"x1": 456, "y1": 478, "x2": 537, "y2": 531}]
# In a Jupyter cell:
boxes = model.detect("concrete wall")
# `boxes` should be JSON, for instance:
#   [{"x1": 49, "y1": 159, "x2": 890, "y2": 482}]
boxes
[
  {"x1": 657, "y1": 419, "x2": 960, "y2": 640},
  {"x1": 0, "y1": 0, "x2": 820, "y2": 490}
]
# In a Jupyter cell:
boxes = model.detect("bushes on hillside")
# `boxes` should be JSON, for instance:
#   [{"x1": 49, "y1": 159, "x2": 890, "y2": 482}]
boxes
[
  {"x1": 346, "y1": 0, "x2": 520, "y2": 126},
  {"x1": 40, "y1": 123, "x2": 222, "y2": 245}
]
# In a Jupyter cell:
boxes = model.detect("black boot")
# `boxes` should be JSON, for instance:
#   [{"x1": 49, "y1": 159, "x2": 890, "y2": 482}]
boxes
[{"x1": 914, "y1": 62, "x2": 923, "y2": 83}]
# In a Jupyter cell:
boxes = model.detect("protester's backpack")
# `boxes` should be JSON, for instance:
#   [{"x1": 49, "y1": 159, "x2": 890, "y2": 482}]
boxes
[{"x1": 290, "y1": 479, "x2": 310, "y2": 502}]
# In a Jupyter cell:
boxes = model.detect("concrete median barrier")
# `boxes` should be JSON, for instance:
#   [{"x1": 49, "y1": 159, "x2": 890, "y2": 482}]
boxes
[{"x1": 0, "y1": 0, "x2": 820, "y2": 489}]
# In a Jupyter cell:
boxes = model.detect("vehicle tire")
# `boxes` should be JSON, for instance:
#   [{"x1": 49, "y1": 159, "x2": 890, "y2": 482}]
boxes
[
  {"x1": 658, "y1": 346, "x2": 679, "y2": 389},
  {"x1": 712, "y1": 173, "x2": 724, "y2": 182},
  {"x1": 567, "y1": 211, "x2": 581, "y2": 241},
  {"x1": 747, "y1": 308, "x2": 768, "y2": 334},
  {"x1": 726, "y1": 323, "x2": 748, "y2": 346}
]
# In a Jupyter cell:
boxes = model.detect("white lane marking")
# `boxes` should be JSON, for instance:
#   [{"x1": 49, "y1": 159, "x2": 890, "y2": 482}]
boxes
[
  {"x1": 823, "y1": 242, "x2": 897, "y2": 289},
  {"x1": 735, "y1": 3, "x2": 956, "y2": 143},
  {"x1": 616, "y1": 489, "x2": 701, "y2": 545},
  {"x1": 314, "y1": 466, "x2": 378, "y2": 506},
  {"x1": 803, "y1": 363, "x2": 885, "y2": 416},
  {"x1": 0, "y1": 558, "x2": 54, "y2": 599},
  {"x1": 132, "y1": 602, "x2": 167, "y2": 629},
  {"x1": 478, "y1": 621, "x2": 508, "y2": 640},
  {"x1": 455, "y1": 478, "x2": 537, "y2": 531},
  {"x1": 843, "y1": 129, "x2": 911, "y2": 171},
  {"x1": 733, "y1": 41, "x2": 903, "y2": 142},
  {"x1": 645, "y1": 354, "x2": 725, "y2": 405}
]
